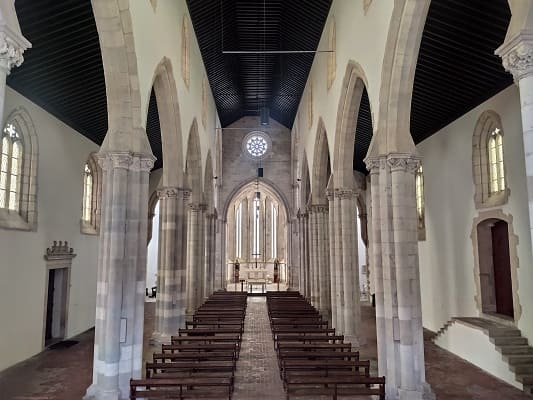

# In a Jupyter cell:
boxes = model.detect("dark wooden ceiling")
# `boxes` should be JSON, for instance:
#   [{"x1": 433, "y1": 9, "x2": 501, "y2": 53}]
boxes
[
  {"x1": 8, "y1": 0, "x2": 163, "y2": 170},
  {"x1": 353, "y1": 0, "x2": 513, "y2": 174},
  {"x1": 186, "y1": 0, "x2": 332, "y2": 128},
  {"x1": 9, "y1": 0, "x2": 513, "y2": 175}
]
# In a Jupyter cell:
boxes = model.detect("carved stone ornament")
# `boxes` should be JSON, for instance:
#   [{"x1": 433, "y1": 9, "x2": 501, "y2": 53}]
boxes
[
  {"x1": 45, "y1": 241, "x2": 76, "y2": 261},
  {"x1": 334, "y1": 188, "x2": 356, "y2": 200},
  {"x1": 0, "y1": 31, "x2": 26, "y2": 71},
  {"x1": 364, "y1": 156, "x2": 384, "y2": 174},
  {"x1": 386, "y1": 153, "x2": 420, "y2": 174},
  {"x1": 496, "y1": 33, "x2": 533, "y2": 81},
  {"x1": 309, "y1": 204, "x2": 328, "y2": 213},
  {"x1": 98, "y1": 152, "x2": 155, "y2": 171},
  {"x1": 157, "y1": 187, "x2": 180, "y2": 199}
]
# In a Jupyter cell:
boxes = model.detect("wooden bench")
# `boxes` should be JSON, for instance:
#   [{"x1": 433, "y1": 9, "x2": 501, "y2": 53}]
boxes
[
  {"x1": 145, "y1": 360, "x2": 235, "y2": 378},
  {"x1": 280, "y1": 359, "x2": 370, "y2": 382},
  {"x1": 130, "y1": 377, "x2": 233, "y2": 399},
  {"x1": 153, "y1": 351, "x2": 237, "y2": 364},
  {"x1": 284, "y1": 375, "x2": 385, "y2": 400}
]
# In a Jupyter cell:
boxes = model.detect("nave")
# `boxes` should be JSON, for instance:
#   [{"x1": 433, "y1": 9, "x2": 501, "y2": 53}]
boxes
[{"x1": 0, "y1": 292, "x2": 530, "y2": 400}]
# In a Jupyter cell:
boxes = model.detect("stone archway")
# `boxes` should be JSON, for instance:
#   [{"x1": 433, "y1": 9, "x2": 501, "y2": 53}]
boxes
[{"x1": 472, "y1": 210, "x2": 521, "y2": 322}]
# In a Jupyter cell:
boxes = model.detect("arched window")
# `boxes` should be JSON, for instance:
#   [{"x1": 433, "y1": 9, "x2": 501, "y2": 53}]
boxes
[
  {"x1": 415, "y1": 165, "x2": 426, "y2": 240},
  {"x1": 0, "y1": 108, "x2": 38, "y2": 230},
  {"x1": 271, "y1": 203, "x2": 277, "y2": 259},
  {"x1": 82, "y1": 163, "x2": 93, "y2": 222},
  {"x1": 472, "y1": 110, "x2": 508, "y2": 209},
  {"x1": 235, "y1": 202, "x2": 242, "y2": 259},
  {"x1": 0, "y1": 123, "x2": 23, "y2": 211},
  {"x1": 81, "y1": 153, "x2": 101, "y2": 234},
  {"x1": 181, "y1": 14, "x2": 190, "y2": 88},
  {"x1": 253, "y1": 194, "x2": 260, "y2": 258},
  {"x1": 488, "y1": 128, "x2": 505, "y2": 195}
]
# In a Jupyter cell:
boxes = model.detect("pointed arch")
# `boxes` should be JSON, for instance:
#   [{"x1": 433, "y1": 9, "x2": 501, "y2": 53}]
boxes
[
  {"x1": 333, "y1": 61, "x2": 373, "y2": 186},
  {"x1": 150, "y1": 57, "x2": 185, "y2": 187},
  {"x1": 185, "y1": 118, "x2": 203, "y2": 203},
  {"x1": 0, "y1": 106, "x2": 38, "y2": 230},
  {"x1": 368, "y1": 0, "x2": 430, "y2": 158},
  {"x1": 91, "y1": 0, "x2": 152, "y2": 155},
  {"x1": 312, "y1": 118, "x2": 331, "y2": 204}
]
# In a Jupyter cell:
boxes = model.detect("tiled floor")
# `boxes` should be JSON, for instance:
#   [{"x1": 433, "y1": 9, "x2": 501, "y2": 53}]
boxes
[{"x1": 0, "y1": 297, "x2": 532, "y2": 399}]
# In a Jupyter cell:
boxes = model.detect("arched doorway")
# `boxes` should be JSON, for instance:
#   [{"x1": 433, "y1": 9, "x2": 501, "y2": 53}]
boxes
[
  {"x1": 476, "y1": 218, "x2": 514, "y2": 319},
  {"x1": 224, "y1": 180, "x2": 289, "y2": 292}
]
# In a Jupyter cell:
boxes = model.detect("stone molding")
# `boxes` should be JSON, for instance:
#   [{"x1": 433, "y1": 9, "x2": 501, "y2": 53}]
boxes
[
  {"x1": 157, "y1": 186, "x2": 190, "y2": 200},
  {"x1": 44, "y1": 241, "x2": 76, "y2": 261},
  {"x1": 98, "y1": 151, "x2": 155, "y2": 171},
  {"x1": 0, "y1": 30, "x2": 30, "y2": 72},
  {"x1": 496, "y1": 32, "x2": 533, "y2": 81},
  {"x1": 334, "y1": 188, "x2": 357, "y2": 200},
  {"x1": 387, "y1": 153, "x2": 420, "y2": 173},
  {"x1": 308, "y1": 204, "x2": 328, "y2": 213},
  {"x1": 364, "y1": 156, "x2": 385, "y2": 174}
]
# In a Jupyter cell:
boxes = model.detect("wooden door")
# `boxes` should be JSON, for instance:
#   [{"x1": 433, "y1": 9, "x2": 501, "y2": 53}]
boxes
[
  {"x1": 491, "y1": 221, "x2": 514, "y2": 318},
  {"x1": 45, "y1": 269, "x2": 55, "y2": 341}
]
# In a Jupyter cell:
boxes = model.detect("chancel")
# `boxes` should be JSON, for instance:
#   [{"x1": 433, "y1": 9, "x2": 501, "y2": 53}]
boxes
[{"x1": 1, "y1": 0, "x2": 533, "y2": 399}]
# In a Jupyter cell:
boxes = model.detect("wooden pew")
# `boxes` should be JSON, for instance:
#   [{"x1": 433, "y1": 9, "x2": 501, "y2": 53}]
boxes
[{"x1": 130, "y1": 377, "x2": 233, "y2": 399}]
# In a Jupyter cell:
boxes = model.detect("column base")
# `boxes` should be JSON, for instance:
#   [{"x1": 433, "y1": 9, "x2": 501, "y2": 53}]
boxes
[
  {"x1": 398, "y1": 383, "x2": 435, "y2": 400},
  {"x1": 83, "y1": 384, "x2": 120, "y2": 400}
]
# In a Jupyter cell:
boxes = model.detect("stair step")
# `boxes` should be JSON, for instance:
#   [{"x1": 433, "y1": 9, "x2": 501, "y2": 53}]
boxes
[
  {"x1": 492, "y1": 336, "x2": 529, "y2": 346},
  {"x1": 498, "y1": 346, "x2": 533, "y2": 355},
  {"x1": 517, "y1": 374, "x2": 533, "y2": 385},
  {"x1": 506, "y1": 355, "x2": 533, "y2": 365},
  {"x1": 511, "y1": 364, "x2": 533, "y2": 375},
  {"x1": 489, "y1": 328, "x2": 522, "y2": 337}
]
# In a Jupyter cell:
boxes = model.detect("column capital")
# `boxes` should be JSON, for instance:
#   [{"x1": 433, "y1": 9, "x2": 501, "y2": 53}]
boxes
[
  {"x1": 496, "y1": 32, "x2": 533, "y2": 81},
  {"x1": 308, "y1": 204, "x2": 328, "y2": 213},
  {"x1": 386, "y1": 153, "x2": 420, "y2": 174},
  {"x1": 364, "y1": 156, "x2": 386, "y2": 175},
  {"x1": 156, "y1": 186, "x2": 190, "y2": 199},
  {"x1": 97, "y1": 151, "x2": 155, "y2": 172},
  {"x1": 326, "y1": 189, "x2": 335, "y2": 202},
  {"x1": 0, "y1": 26, "x2": 31, "y2": 73},
  {"x1": 334, "y1": 188, "x2": 358, "y2": 200}
]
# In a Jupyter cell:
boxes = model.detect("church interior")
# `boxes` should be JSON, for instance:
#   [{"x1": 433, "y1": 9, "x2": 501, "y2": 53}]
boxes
[{"x1": 1, "y1": 0, "x2": 533, "y2": 399}]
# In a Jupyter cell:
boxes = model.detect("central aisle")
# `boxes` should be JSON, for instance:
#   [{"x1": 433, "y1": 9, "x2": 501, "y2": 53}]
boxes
[{"x1": 233, "y1": 297, "x2": 286, "y2": 400}]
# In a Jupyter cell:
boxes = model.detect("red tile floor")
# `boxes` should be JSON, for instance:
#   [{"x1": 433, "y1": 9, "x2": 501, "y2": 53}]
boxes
[{"x1": 0, "y1": 299, "x2": 531, "y2": 399}]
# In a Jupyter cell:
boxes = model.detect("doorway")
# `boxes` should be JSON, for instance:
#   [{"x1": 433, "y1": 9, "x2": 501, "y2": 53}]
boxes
[
  {"x1": 476, "y1": 218, "x2": 514, "y2": 319},
  {"x1": 44, "y1": 267, "x2": 70, "y2": 346}
]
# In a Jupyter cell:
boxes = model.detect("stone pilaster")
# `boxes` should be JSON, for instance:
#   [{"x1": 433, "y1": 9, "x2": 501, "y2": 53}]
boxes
[
  {"x1": 197, "y1": 204, "x2": 207, "y2": 305},
  {"x1": 85, "y1": 152, "x2": 154, "y2": 400},
  {"x1": 151, "y1": 187, "x2": 189, "y2": 344},
  {"x1": 313, "y1": 204, "x2": 331, "y2": 322},
  {"x1": 203, "y1": 211, "x2": 212, "y2": 299},
  {"x1": 302, "y1": 213, "x2": 311, "y2": 299},
  {"x1": 365, "y1": 154, "x2": 434, "y2": 400},
  {"x1": 326, "y1": 189, "x2": 337, "y2": 329},
  {"x1": 497, "y1": 33, "x2": 533, "y2": 269},
  {"x1": 336, "y1": 188, "x2": 363, "y2": 346}
]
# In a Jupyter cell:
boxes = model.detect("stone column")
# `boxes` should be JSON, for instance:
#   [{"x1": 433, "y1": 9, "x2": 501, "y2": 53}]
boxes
[
  {"x1": 315, "y1": 205, "x2": 331, "y2": 321},
  {"x1": 84, "y1": 152, "x2": 154, "y2": 400},
  {"x1": 197, "y1": 204, "x2": 207, "y2": 305},
  {"x1": 204, "y1": 211, "x2": 212, "y2": 299},
  {"x1": 0, "y1": 14, "x2": 31, "y2": 125},
  {"x1": 367, "y1": 157, "x2": 387, "y2": 378},
  {"x1": 210, "y1": 213, "x2": 217, "y2": 293},
  {"x1": 497, "y1": 34, "x2": 533, "y2": 264},
  {"x1": 365, "y1": 154, "x2": 434, "y2": 400},
  {"x1": 308, "y1": 208, "x2": 319, "y2": 307},
  {"x1": 333, "y1": 194, "x2": 344, "y2": 333},
  {"x1": 185, "y1": 203, "x2": 201, "y2": 314},
  {"x1": 327, "y1": 189, "x2": 337, "y2": 329},
  {"x1": 151, "y1": 187, "x2": 188, "y2": 344},
  {"x1": 297, "y1": 212, "x2": 306, "y2": 297},
  {"x1": 214, "y1": 217, "x2": 225, "y2": 290},
  {"x1": 337, "y1": 188, "x2": 363, "y2": 346}
]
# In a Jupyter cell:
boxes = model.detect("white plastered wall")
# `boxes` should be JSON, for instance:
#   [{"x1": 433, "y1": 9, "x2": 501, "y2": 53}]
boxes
[
  {"x1": 292, "y1": 0, "x2": 393, "y2": 190},
  {"x1": 0, "y1": 87, "x2": 99, "y2": 371},
  {"x1": 129, "y1": 0, "x2": 220, "y2": 184},
  {"x1": 418, "y1": 85, "x2": 533, "y2": 343}
]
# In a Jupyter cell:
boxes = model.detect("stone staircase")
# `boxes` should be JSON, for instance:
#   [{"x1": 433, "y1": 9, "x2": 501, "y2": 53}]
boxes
[{"x1": 435, "y1": 317, "x2": 533, "y2": 395}]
